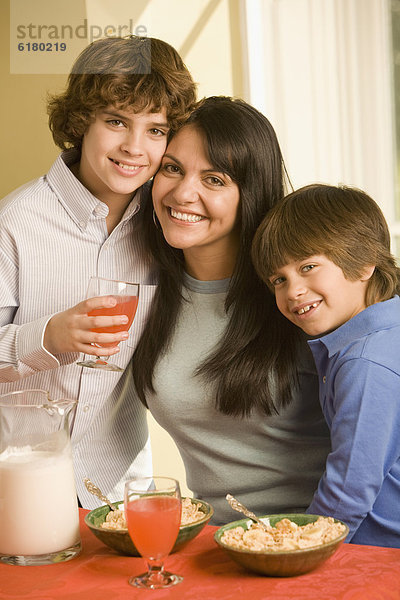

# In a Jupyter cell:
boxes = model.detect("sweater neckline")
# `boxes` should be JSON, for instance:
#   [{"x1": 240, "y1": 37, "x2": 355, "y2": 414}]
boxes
[{"x1": 183, "y1": 272, "x2": 230, "y2": 294}]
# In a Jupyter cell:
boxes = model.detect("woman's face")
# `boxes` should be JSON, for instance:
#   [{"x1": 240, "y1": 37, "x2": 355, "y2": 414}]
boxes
[{"x1": 152, "y1": 125, "x2": 240, "y2": 267}]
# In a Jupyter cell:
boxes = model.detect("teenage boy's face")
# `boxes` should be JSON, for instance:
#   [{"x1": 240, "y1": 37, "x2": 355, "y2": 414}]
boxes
[
  {"x1": 268, "y1": 254, "x2": 373, "y2": 336},
  {"x1": 78, "y1": 106, "x2": 169, "y2": 206}
]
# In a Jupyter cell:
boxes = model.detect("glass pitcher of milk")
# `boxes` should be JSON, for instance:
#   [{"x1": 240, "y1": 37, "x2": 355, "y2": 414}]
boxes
[{"x1": 0, "y1": 390, "x2": 81, "y2": 565}]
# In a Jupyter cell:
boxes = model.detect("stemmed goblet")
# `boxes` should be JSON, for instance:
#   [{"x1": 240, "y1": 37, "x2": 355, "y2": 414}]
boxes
[
  {"x1": 77, "y1": 276, "x2": 139, "y2": 372},
  {"x1": 124, "y1": 476, "x2": 183, "y2": 589}
]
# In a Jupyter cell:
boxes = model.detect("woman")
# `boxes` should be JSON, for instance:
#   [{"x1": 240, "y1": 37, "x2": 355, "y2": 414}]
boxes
[{"x1": 132, "y1": 96, "x2": 331, "y2": 524}]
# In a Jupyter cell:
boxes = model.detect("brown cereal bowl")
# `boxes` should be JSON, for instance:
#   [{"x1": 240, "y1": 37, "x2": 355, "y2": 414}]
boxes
[
  {"x1": 85, "y1": 497, "x2": 213, "y2": 556},
  {"x1": 214, "y1": 513, "x2": 349, "y2": 577}
]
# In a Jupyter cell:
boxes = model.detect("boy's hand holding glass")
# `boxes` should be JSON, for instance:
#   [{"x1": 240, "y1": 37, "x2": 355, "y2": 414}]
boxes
[{"x1": 77, "y1": 277, "x2": 139, "y2": 371}]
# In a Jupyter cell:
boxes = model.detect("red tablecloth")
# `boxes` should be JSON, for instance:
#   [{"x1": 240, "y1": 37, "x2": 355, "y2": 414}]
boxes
[{"x1": 1, "y1": 509, "x2": 400, "y2": 599}]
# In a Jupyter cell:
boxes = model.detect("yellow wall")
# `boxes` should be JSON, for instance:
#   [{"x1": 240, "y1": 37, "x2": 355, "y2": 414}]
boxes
[
  {"x1": 1, "y1": 0, "x2": 245, "y2": 497},
  {"x1": 1, "y1": 0, "x2": 244, "y2": 197},
  {"x1": 1, "y1": 0, "x2": 63, "y2": 197}
]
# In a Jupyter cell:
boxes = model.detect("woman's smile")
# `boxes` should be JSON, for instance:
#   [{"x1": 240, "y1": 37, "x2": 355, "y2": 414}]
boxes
[{"x1": 168, "y1": 207, "x2": 206, "y2": 223}]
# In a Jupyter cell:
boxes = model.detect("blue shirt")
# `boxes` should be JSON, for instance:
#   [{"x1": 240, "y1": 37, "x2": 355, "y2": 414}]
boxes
[{"x1": 307, "y1": 296, "x2": 400, "y2": 547}]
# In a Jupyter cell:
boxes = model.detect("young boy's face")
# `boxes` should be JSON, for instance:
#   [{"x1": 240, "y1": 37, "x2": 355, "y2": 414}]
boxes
[
  {"x1": 268, "y1": 254, "x2": 372, "y2": 336},
  {"x1": 78, "y1": 106, "x2": 170, "y2": 206}
]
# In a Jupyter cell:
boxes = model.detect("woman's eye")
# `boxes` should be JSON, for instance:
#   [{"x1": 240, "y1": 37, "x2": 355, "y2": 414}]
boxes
[
  {"x1": 162, "y1": 163, "x2": 181, "y2": 174},
  {"x1": 206, "y1": 176, "x2": 224, "y2": 186}
]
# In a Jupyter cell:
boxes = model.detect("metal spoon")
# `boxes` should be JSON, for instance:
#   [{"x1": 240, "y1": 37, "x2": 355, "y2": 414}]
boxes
[
  {"x1": 226, "y1": 494, "x2": 270, "y2": 532},
  {"x1": 84, "y1": 477, "x2": 117, "y2": 511}
]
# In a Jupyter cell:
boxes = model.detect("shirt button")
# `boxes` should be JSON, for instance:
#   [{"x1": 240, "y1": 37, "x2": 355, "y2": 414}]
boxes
[
  {"x1": 83, "y1": 405, "x2": 90, "y2": 412},
  {"x1": 322, "y1": 376, "x2": 327, "y2": 383},
  {"x1": 94, "y1": 204, "x2": 107, "y2": 217}
]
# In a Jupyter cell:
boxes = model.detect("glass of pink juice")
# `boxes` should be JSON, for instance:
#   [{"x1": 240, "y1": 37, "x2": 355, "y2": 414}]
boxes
[
  {"x1": 77, "y1": 277, "x2": 139, "y2": 372},
  {"x1": 124, "y1": 477, "x2": 183, "y2": 589}
]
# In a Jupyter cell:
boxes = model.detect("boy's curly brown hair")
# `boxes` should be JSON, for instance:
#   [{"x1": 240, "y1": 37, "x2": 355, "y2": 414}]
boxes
[{"x1": 47, "y1": 36, "x2": 197, "y2": 150}]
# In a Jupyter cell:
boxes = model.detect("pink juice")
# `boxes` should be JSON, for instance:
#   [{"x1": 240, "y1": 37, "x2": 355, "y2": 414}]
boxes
[
  {"x1": 0, "y1": 448, "x2": 80, "y2": 556},
  {"x1": 126, "y1": 496, "x2": 181, "y2": 560},
  {"x1": 89, "y1": 295, "x2": 138, "y2": 347}
]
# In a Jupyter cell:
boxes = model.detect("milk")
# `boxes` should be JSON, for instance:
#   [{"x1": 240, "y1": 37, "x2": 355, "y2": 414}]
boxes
[{"x1": 0, "y1": 446, "x2": 80, "y2": 556}]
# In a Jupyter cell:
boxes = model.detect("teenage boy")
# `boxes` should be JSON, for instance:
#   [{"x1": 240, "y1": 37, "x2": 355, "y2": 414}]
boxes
[
  {"x1": 252, "y1": 184, "x2": 400, "y2": 547},
  {"x1": 0, "y1": 36, "x2": 196, "y2": 507}
]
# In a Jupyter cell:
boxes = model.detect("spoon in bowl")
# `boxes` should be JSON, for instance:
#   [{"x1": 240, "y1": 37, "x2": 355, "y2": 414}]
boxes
[
  {"x1": 226, "y1": 494, "x2": 271, "y2": 532},
  {"x1": 84, "y1": 477, "x2": 117, "y2": 511}
]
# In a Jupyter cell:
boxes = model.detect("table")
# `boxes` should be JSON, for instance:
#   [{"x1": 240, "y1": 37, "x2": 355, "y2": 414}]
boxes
[{"x1": 1, "y1": 510, "x2": 400, "y2": 600}]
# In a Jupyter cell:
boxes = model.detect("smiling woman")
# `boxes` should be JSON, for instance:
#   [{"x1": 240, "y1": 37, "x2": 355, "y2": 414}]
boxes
[
  {"x1": 152, "y1": 124, "x2": 240, "y2": 280},
  {"x1": 131, "y1": 96, "x2": 331, "y2": 525}
]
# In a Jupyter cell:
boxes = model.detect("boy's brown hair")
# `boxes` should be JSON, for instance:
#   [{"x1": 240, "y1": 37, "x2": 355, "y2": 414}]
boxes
[
  {"x1": 47, "y1": 36, "x2": 197, "y2": 150},
  {"x1": 252, "y1": 184, "x2": 400, "y2": 306}
]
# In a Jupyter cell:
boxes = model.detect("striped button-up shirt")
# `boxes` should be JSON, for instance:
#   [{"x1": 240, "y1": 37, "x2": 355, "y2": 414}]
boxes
[{"x1": 0, "y1": 150, "x2": 156, "y2": 507}]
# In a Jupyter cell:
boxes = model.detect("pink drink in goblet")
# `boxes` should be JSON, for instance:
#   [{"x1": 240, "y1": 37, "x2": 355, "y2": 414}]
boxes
[{"x1": 124, "y1": 477, "x2": 182, "y2": 589}]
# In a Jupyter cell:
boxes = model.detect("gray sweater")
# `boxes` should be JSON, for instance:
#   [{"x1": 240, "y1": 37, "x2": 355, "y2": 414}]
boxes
[{"x1": 147, "y1": 274, "x2": 331, "y2": 525}]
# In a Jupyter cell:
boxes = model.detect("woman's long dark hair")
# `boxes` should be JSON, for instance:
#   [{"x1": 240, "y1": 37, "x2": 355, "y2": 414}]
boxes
[{"x1": 132, "y1": 96, "x2": 301, "y2": 416}]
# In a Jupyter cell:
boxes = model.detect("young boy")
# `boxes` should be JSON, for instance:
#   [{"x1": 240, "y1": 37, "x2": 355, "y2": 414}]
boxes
[
  {"x1": 252, "y1": 184, "x2": 400, "y2": 548},
  {"x1": 0, "y1": 36, "x2": 196, "y2": 507}
]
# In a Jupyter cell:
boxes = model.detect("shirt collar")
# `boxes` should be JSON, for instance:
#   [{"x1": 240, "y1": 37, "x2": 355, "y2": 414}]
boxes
[
  {"x1": 45, "y1": 149, "x2": 141, "y2": 231},
  {"x1": 308, "y1": 295, "x2": 400, "y2": 357}
]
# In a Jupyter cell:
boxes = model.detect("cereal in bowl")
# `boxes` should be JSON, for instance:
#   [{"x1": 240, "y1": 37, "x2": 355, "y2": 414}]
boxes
[
  {"x1": 100, "y1": 497, "x2": 205, "y2": 530},
  {"x1": 221, "y1": 516, "x2": 346, "y2": 552},
  {"x1": 101, "y1": 509, "x2": 127, "y2": 530},
  {"x1": 180, "y1": 497, "x2": 206, "y2": 525}
]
